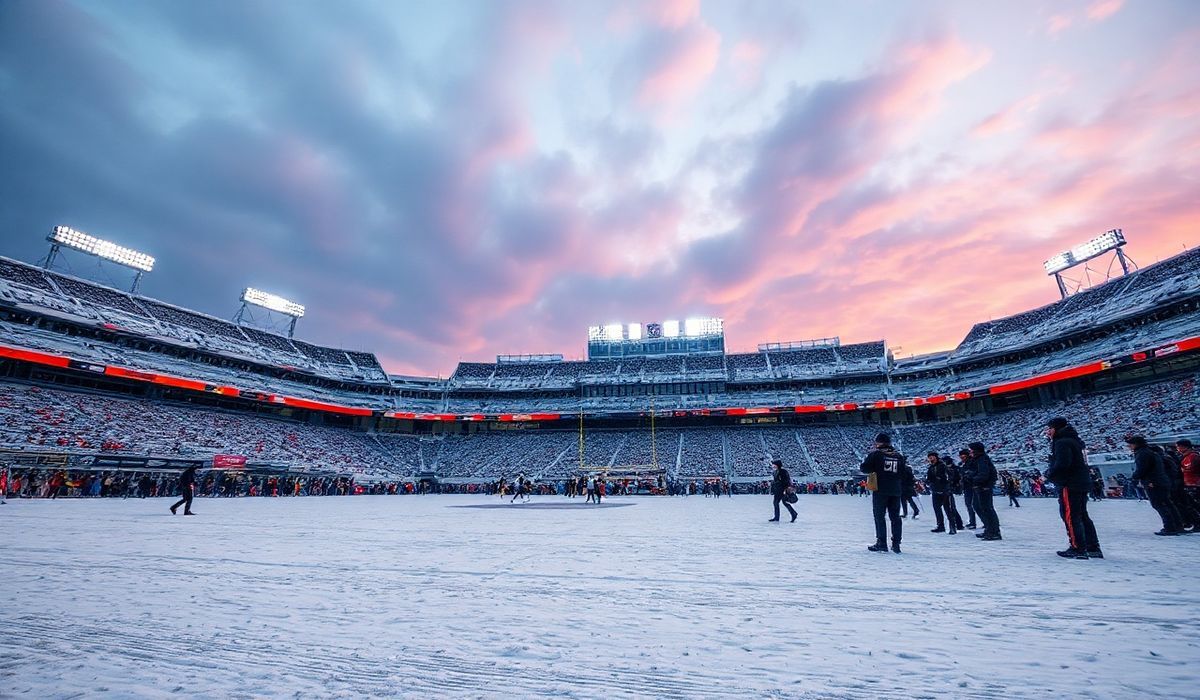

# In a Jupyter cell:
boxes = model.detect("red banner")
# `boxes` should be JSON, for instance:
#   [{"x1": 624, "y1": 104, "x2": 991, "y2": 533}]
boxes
[{"x1": 212, "y1": 454, "x2": 247, "y2": 469}]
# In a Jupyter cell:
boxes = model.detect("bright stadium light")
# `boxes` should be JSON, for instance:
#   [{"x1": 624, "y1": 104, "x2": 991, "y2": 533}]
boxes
[
  {"x1": 1046, "y1": 229, "x2": 1127, "y2": 275},
  {"x1": 663, "y1": 320, "x2": 680, "y2": 338},
  {"x1": 47, "y1": 226, "x2": 155, "y2": 273},
  {"x1": 1044, "y1": 228, "x2": 1134, "y2": 300},
  {"x1": 604, "y1": 323, "x2": 624, "y2": 341},
  {"x1": 1069, "y1": 229, "x2": 1125, "y2": 263},
  {"x1": 241, "y1": 287, "x2": 305, "y2": 318},
  {"x1": 684, "y1": 317, "x2": 724, "y2": 337},
  {"x1": 587, "y1": 325, "x2": 605, "y2": 341},
  {"x1": 1043, "y1": 252, "x2": 1073, "y2": 275},
  {"x1": 627, "y1": 323, "x2": 642, "y2": 340}
]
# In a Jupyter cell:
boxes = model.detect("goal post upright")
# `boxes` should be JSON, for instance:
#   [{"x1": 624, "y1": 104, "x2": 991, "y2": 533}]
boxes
[
  {"x1": 578, "y1": 406, "x2": 585, "y2": 473},
  {"x1": 650, "y1": 396, "x2": 656, "y2": 472}
]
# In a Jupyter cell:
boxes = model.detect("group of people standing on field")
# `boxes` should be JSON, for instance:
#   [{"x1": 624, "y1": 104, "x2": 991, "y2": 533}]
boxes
[
  {"x1": 766, "y1": 416, "x2": 1199, "y2": 558},
  {"x1": 918, "y1": 443, "x2": 1004, "y2": 542},
  {"x1": 1126, "y1": 435, "x2": 1199, "y2": 537},
  {"x1": 561, "y1": 474, "x2": 605, "y2": 503}
]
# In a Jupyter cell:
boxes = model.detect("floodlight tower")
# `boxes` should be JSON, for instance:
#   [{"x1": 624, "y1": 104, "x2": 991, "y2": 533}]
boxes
[
  {"x1": 1043, "y1": 229, "x2": 1136, "y2": 299},
  {"x1": 44, "y1": 225, "x2": 156, "y2": 293},
  {"x1": 235, "y1": 287, "x2": 306, "y2": 337}
]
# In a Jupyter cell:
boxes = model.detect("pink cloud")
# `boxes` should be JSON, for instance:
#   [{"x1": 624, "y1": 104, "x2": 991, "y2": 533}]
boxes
[
  {"x1": 330, "y1": 19, "x2": 1200, "y2": 374},
  {"x1": 650, "y1": 0, "x2": 701, "y2": 29},
  {"x1": 1087, "y1": 0, "x2": 1124, "y2": 21},
  {"x1": 730, "y1": 39, "x2": 766, "y2": 87},
  {"x1": 634, "y1": 22, "x2": 721, "y2": 107},
  {"x1": 702, "y1": 33, "x2": 991, "y2": 305},
  {"x1": 971, "y1": 92, "x2": 1045, "y2": 137},
  {"x1": 1048, "y1": 0, "x2": 1123, "y2": 38},
  {"x1": 1047, "y1": 14, "x2": 1073, "y2": 36}
]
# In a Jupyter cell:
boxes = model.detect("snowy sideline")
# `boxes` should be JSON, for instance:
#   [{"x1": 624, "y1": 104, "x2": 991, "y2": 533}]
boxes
[{"x1": 1, "y1": 495, "x2": 1196, "y2": 699}]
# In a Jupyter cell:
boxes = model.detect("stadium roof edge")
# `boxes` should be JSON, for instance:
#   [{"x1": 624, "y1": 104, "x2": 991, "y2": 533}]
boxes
[
  {"x1": 948, "y1": 244, "x2": 1200, "y2": 355},
  {"x1": 0, "y1": 254, "x2": 385, "y2": 367}
]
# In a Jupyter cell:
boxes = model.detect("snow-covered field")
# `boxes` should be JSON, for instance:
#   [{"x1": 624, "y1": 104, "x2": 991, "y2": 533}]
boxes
[{"x1": 1, "y1": 494, "x2": 1197, "y2": 699}]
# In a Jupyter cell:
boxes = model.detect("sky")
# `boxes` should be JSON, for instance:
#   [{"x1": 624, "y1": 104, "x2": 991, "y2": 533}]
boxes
[{"x1": 1, "y1": 0, "x2": 1198, "y2": 376}]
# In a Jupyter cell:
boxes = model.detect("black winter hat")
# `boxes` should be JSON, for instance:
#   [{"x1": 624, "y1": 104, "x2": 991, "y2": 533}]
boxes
[
  {"x1": 1124, "y1": 434, "x2": 1147, "y2": 447},
  {"x1": 771, "y1": 458, "x2": 783, "y2": 467},
  {"x1": 968, "y1": 442, "x2": 986, "y2": 454},
  {"x1": 875, "y1": 432, "x2": 892, "y2": 445},
  {"x1": 1046, "y1": 417, "x2": 1069, "y2": 430}
]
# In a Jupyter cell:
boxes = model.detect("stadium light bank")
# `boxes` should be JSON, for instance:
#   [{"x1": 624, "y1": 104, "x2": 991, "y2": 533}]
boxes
[
  {"x1": 1043, "y1": 229, "x2": 1133, "y2": 299},
  {"x1": 236, "y1": 287, "x2": 306, "y2": 338},
  {"x1": 45, "y1": 225, "x2": 156, "y2": 293}
]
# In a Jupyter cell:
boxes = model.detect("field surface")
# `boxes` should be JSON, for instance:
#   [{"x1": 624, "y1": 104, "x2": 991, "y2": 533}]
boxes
[{"x1": 1, "y1": 494, "x2": 1197, "y2": 698}]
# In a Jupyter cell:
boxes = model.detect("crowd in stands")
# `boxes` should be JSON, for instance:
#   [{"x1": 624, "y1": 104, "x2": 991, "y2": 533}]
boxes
[
  {"x1": 726, "y1": 352, "x2": 769, "y2": 378},
  {"x1": 446, "y1": 341, "x2": 889, "y2": 390},
  {"x1": 0, "y1": 382, "x2": 410, "y2": 480},
  {"x1": 0, "y1": 467, "x2": 433, "y2": 499},
  {"x1": 894, "y1": 376, "x2": 1199, "y2": 469},
  {"x1": 685, "y1": 354, "x2": 726, "y2": 373},
  {"x1": 2, "y1": 372, "x2": 1194, "y2": 490},
  {"x1": 2, "y1": 460, "x2": 1160, "y2": 501},
  {"x1": 678, "y1": 428, "x2": 725, "y2": 477},
  {"x1": 838, "y1": 341, "x2": 887, "y2": 365}
]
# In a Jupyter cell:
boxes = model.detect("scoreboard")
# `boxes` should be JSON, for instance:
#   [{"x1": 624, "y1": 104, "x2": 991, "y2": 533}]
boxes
[{"x1": 587, "y1": 318, "x2": 724, "y2": 359}]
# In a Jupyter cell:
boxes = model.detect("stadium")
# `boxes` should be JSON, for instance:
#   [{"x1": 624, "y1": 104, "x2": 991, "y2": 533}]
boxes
[
  {"x1": 4, "y1": 225, "x2": 1199, "y2": 697},
  {"x1": 1, "y1": 228, "x2": 1197, "y2": 490},
  {"x1": 4, "y1": 2, "x2": 1200, "y2": 698}
]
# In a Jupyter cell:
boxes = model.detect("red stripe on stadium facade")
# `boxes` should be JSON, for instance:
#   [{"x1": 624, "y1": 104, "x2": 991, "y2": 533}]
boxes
[
  {"x1": 280, "y1": 396, "x2": 373, "y2": 416},
  {"x1": 1, "y1": 335, "x2": 1198, "y2": 421},
  {"x1": 987, "y1": 362, "x2": 1107, "y2": 395},
  {"x1": 0, "y1": 345, "x2": 72, "y2": 367}
]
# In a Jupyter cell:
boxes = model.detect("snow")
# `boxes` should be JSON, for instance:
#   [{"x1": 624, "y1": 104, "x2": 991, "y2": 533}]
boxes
[{"x1": 1, "y1": 494, "x2": 1197, "y2": 698}]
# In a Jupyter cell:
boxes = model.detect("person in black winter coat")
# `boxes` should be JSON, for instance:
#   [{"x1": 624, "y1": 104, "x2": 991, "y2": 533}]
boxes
[
  {"x1": 957, "y1": 448, "x2": 978, "y2": 529},
  {"x1": 1128, "y1": 436, "x2": 1183, "y2": 535},
  {"x1": 1003, "y1": 474, "x2": 1021, "y2": 507},
  {"x1": 860, "y1": 433, "x2": 905, "y2": 553},
  {"x1": 1044, "y1": 417, "x2": 1101, "y2": 559},
  {"x1": 899, "y1": 460, "x2": 920, "y2": 519},
  {"x1": 769, "y1": 459, "x2": 797, "y2": 523},
  {"x1": 926, "y1": 452, "x2": 956, "y2": 534},
  {"x1": 968, "y1": 443, "x2": 1001, "y2": 540},
  {"x1": 1156, "y1": 445, "x2": 1194, "y2": 531},
  {"x1": 170, "y1": 466, "x2": 197, "y2": 515},
  {"x1": 942, "y1": 456, "x2": 964, "y2": 529}
]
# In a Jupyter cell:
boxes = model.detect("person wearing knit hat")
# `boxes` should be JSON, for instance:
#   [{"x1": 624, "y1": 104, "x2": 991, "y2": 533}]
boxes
[
  {"x1": 1045, "y1": 417, "x2": 1102, "y2": 559},
  {"x1": 967, "y1": 443, "x2": 1002, "y2": 541}
]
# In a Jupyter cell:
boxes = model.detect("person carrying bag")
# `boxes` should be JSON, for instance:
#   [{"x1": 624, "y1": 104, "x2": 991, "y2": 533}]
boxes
[{"x1": 769, "y1": 459, "x2": 798, "y2": 523}]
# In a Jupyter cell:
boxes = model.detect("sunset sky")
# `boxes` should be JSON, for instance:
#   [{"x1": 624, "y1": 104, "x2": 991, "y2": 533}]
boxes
[{"x1": 1, "y1": 0, "x2": 1198, "y2": 375}]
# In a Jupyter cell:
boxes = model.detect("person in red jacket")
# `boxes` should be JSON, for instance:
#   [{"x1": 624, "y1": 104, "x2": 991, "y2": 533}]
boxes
[{"x1": 1175, "y1": 439, "x2": 1199, "y2": 533}]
